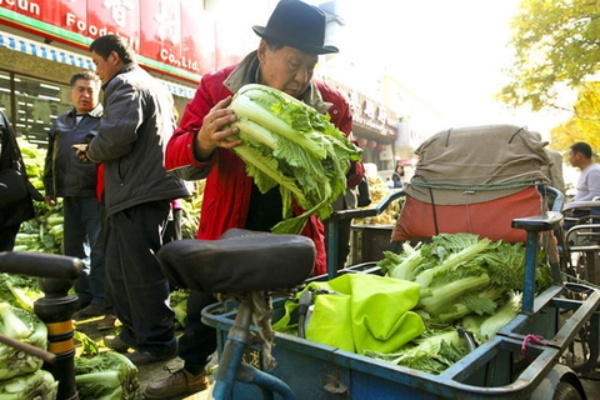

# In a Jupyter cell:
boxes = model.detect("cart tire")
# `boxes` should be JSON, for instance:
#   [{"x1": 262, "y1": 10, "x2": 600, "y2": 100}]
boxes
[{"x1": 553, "y1": 381, "x2": 583, "y2": 400}]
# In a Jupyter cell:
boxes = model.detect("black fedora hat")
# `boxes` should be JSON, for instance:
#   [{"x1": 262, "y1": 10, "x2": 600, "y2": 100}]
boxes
[{"x1": 253, "y1": 0, "x2": 339, "y2": 55}]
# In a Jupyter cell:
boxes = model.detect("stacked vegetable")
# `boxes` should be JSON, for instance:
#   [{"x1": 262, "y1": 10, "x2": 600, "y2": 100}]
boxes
[
  {"x1": 0, "y1": 301, "x2": 58, "y2": 399},
  {"x1": 14, "y1": 138, "x2": 64, "y2": 254},
  {"x1": 276, "y1": 233, "x2": 554, "y2": 375},
  {"x1": 74, "y1": 351, "x2": 139, "y2": 400},
  {"x1": 378, "y1": 233, "x2": 551, "y2": 325},
  {"x1": 228, "y1": 84, "x2": 363, "y2": 234},
  {"x1": 364, "y1": 233, "x2": 553, "y2": 373},
  {"x1": 354, "y1": 174, "x2": 403, "y2": 225}
]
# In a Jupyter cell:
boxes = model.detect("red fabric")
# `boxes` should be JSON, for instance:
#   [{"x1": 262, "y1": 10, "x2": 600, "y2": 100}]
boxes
[
  {"x1": 96, "y1": 163, "x2": 105, "y2": 203},
  {"x1": 392, "y1": 187, "x2": 543, "y2": 243},
  {"x1": 165, "y1": 65, "x2": 361, "y2": 276}
]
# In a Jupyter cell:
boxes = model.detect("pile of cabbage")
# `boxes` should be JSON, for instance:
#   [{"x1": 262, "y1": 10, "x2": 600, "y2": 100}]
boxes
[
  {"x1": 0, "y1": 301, "x2": 57, "y2": 399},
  {"x1": 274, "y1": 233, "x2": 554, "y2": 375},
  {"x1": 0, "y1": 273, "x2": 139, "y2": 399}
]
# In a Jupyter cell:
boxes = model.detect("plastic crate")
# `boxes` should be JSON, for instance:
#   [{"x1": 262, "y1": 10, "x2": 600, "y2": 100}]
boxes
[{"x1": 349, "y1": 224, "x2": 394, "y2": 264}]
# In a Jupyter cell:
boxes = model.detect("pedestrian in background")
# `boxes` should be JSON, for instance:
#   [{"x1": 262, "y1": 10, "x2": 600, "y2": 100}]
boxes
[
  {"x1": 569, "y1": 142, "x2": 600, "y2": 201},
  {"x1": 392, "y1": 164, "x2": 405, "y2": 188},
  {"x1": 78, "y1": 34, "x2": 190, "y2": 366},
  {"x1": 43, "y1": 71, "x2": 107, "y2": 315}
]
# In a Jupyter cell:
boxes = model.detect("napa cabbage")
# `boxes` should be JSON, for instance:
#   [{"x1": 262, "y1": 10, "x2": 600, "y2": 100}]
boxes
[{"x1": 228, "y1": 84, "x2": 363, "y2": 234}]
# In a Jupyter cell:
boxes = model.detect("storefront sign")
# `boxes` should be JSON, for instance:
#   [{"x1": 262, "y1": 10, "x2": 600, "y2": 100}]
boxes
[{"x1": 0, "y1": 0, "x2": 218, "y2": 82}]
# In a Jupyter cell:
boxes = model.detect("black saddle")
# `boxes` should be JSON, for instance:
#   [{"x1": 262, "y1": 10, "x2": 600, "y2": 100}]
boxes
[{"x1": 157, "y1": 229, "x2": 316, "y2": 293}]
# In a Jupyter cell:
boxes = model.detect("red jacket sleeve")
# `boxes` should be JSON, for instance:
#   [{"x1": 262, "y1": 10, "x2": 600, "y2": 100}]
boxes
[{"x1": 166, "y1": 68, "x2": 234, "y2": 171}]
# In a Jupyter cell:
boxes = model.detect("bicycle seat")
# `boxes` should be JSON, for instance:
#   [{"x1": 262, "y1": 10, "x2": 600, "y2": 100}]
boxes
[{"x1": 157, "y1": 229, "x2": 316, "y2": 293}]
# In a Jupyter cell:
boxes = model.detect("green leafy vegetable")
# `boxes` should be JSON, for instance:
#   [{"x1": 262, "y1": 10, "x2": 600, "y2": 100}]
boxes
[
  {"x1": 0, "y1": 369, "x2": 58, "y2": 400},
  {"x1": 379, "y1": 233, "x2": 553, "y2": 324},
  {"x1": 228, "y1": 83, "x2": 363, "y2": 234},
  {"x1": 475, "y1": 291, "x2": 522, "y2": 340},
  {"x1": 0, "y1": 303, "x2": 47, "y2": 380},
  {"x1": 414, "y1": 235, "x2": 493, "y2": 289},
  {"x1": 73, "y1": 330, "x2": 100, "y2": 357},
  {"x1": 365, "y1": 328, "x2": 471, "y2": 374},
  {"x1": 75, "y1": 351, "x2": 139, "y2": 400},
  {"x1": 0, "y1": 274, "x2": 42, "y2": 312}
]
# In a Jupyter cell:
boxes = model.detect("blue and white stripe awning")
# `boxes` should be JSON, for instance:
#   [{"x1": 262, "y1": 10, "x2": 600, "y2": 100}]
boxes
[
  {"x1": 0, "y1": 31, "x2": 195, "y2": 99},
  {"x1": 0, "y1": 32, "x2": 95, "y2": 70}
]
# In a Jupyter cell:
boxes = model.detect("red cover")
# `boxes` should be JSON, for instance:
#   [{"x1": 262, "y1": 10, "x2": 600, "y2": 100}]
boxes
[{"x1": 392, "y1": 187, "x2": 542, "y2": 243}]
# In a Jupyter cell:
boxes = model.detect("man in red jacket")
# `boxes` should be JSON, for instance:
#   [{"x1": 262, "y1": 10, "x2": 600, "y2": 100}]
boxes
[{"x1": 148, "y1": 1, "x2": 363, "y2": 398}]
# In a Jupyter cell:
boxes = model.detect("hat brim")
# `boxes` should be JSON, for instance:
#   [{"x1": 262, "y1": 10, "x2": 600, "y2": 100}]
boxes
[{"x1": 253, "y1": 25, "x2": 339, "y2": 55}]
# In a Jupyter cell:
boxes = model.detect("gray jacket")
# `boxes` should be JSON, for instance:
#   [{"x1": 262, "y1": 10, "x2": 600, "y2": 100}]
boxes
[
  {"x1": 43, "y1": 106, "x2": 102, "y2": 198},
  {"x1": 87, "y1": 63, "x2": 190, "y2": 216}
]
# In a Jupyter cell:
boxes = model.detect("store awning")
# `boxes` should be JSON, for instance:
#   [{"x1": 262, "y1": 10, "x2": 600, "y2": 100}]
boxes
[{"x1": 0, "y1": 31, "x2": 196, "y2": 99}]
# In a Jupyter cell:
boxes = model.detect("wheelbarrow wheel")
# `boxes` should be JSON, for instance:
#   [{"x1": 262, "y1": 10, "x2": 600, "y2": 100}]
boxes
[{"x1": 553, "y1": 381, "x2": 583, "y2": 400}]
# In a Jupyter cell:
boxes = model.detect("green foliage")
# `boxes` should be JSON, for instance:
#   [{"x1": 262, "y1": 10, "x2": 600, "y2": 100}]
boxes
[
  {"x1": 498, "y1": 0, "x2": 600, "y2": 111},
  {"x1": 549, "y1": 82, "x2": 600, "y2": 154}
]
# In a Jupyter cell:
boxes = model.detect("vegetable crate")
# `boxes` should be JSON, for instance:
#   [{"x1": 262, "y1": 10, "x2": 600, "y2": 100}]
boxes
[
  {"x1": 203, "y1": 270, "x2": 600, "y2": 400},
  {"x1": 349, "y1": 224, "x2": 394, "y2": 265}
]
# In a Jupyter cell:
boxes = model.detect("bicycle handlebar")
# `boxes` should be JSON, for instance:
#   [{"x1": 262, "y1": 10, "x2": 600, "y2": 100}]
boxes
[{"x1": 0, "y1": 252, "x2": 83, "y2": 280}]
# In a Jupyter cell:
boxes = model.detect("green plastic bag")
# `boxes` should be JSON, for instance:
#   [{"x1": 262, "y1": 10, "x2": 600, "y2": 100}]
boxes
[{"x1": 275, "y1": 274, "x2": 425, "y2": 355}]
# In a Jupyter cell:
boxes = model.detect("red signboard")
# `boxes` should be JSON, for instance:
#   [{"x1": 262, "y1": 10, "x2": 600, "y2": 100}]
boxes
[
  {"x1": 139, "y1": 0, "x2": 181, "y2": 69},
  {"x1": 180, "y1": 0, "x2": 216, "y2": 75},
  {"x1": 0, "y1": 0, "x2": 227, "y2": 81},
  {"x1": 87, "y1": 0, "x2": 140, "y2": 49}
]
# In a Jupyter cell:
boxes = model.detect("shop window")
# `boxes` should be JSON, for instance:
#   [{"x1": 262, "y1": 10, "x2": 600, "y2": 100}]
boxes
[
  {"x1": 0, "y1": 73, "x2": 11, "y2": 118},
  {"x1": 14, "y1": 75, "x2": 71, "y2": 148},
  {"x1": 0, "y1": 73, "x2": 72, "y2": 148}
]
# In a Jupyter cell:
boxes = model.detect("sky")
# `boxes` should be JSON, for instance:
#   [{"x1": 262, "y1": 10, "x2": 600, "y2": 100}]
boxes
[{"x1": 332, "y1": 0, "x2": 572, "y2": 137}]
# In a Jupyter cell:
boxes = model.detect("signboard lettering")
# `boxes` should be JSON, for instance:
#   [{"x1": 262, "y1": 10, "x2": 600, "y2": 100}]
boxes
[{"x1": 0, "y1": 0, "x2": 214, "y2": 80}]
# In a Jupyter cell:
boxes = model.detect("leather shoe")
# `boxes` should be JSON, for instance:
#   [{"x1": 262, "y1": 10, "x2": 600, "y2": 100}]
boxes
[
  {"x1": 103, "y1": 335, "x2": 132, "y2": 353},
  {"x1": 73, "y1": 304, "x2": 107, "y2": 320},
  {"x1": 97, "y1": 314, "x2": 118, "y2": 331},
  {"x1": 144, "y1": 368, "x2": 209, "y2": 399},
  {"x1": 125, "y1": 348, "x2": 177, "y2": 366}
]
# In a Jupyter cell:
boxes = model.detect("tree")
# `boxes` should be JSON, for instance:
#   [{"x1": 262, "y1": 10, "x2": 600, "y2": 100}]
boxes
[
  {"x1": 498, "y1": 0, "x2": 600, "y2": 112},
  {"x1": 549, "y1": 82, "x2": 600, "y2": 154}
]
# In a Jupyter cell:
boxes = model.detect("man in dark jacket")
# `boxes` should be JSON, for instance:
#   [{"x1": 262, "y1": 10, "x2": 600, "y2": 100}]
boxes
[
  {"x1": 0, "y1": 110, "x2": 40, "y2": 250},
  {"x1": 43, "y1": 71, "x2": 107, "y2": 316},
  {"x1": 152, "y1": 1, "x2": 363, "y2": 398},
  {"x1": 79, "y1": 35, "x2": 191, "y2": 366}
]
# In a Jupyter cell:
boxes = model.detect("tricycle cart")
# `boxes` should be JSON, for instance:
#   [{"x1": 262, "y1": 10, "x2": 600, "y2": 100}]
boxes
[
  {"x1": 162, "y1": 124, "x2": 600, "y2": 399},
  {"x1": 200, "y1": 199, "x2": 600, "y2": 399}
]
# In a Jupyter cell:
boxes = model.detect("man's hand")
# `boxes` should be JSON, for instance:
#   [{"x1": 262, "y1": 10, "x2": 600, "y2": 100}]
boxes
[
  {"x1": 44, "y1": 195, "x2": 57, "y2": 207},
  {"x1": 194, "y1": 96, "x2": 241, "y2": 160},
  {"x1": 72, "y1": 144, "x2": 89, "y2": 162},
  {"x1": 72, "y1": 143, "x2": 98, "y2": 163}
]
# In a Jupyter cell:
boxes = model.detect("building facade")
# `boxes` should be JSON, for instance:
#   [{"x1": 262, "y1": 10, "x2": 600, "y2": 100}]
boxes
[{"x1": 0, "y1": 0, "x2": 401, "y2": 167}]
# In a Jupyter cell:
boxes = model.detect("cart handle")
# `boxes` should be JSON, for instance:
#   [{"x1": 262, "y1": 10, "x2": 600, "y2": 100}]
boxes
[{"x1": 0, "y1": 252, "x2": 83, "y2": 280}]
